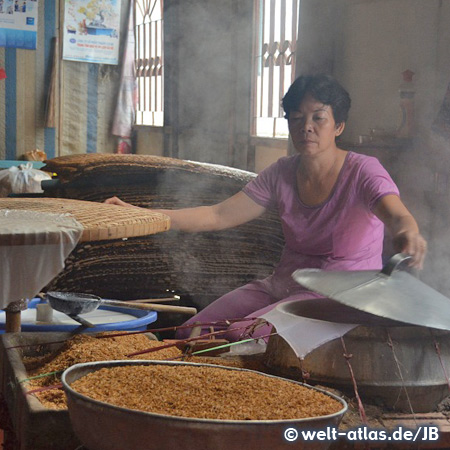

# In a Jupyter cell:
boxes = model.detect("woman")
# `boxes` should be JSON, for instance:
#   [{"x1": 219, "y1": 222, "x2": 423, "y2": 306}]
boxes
[{"x1": 106, "y1": 74, "x2": 427, "y2": 341}]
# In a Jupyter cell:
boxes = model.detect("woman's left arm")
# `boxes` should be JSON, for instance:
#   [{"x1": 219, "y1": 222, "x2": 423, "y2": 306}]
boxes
[{"x1": 373, "y1": 194, "x2": 427, "y2": 269}]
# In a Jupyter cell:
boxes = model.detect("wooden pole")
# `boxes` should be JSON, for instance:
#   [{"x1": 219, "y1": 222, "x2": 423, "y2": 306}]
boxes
[
  {"x1": 45, "y1": 37, "x2": 58, "y2": 129},
  {"x1": 3, "y1": 299, "x2": 27, "y2": 333},
  {"x1": 5, "y1": 312, "x2": 21, "y2": 333}
]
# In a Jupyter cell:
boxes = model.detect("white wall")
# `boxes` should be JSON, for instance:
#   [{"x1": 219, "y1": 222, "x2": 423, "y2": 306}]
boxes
[
  {"x1": 334, "y1": 0, "x2": 450, "y2": 143},
  {"x1": 328, "y1": 0, "x2": 450, "y2": 293}
]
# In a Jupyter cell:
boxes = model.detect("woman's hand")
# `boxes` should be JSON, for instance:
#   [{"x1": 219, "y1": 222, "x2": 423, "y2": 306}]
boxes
[
  {"x1": 161, "y1": 191, "x2": 267, "y2": 232},
  {"x1": 373, "y1": 194, "x2": 427, "y2": 269},
  {"x1": 104, "y1": 196, "x2": 139, "y2": 208},
  {"x1": 104, "y1": 192, "x2": 266, "y2": 232},
  {"x1": 392, "y1": 230, "x2": 427, "y2": 270}
]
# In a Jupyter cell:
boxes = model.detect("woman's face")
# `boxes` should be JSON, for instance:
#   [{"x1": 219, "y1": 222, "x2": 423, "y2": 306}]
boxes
[{"x1": 288, "y1": 93, "x2": 345, "y2": 156}]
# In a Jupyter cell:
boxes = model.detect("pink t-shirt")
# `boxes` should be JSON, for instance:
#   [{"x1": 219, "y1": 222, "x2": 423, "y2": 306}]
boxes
[{"x1": 243, "y1": 152, "x2": 399, "y2": 293}]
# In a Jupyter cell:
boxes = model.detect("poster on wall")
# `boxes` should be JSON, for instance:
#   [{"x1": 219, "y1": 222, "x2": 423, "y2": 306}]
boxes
[
  {"x1": 0, "y1": 0, "x2": 38, "y2": 50},
  {"x1": 63, "y1": 0, "x2": 121, "y2": 65}
]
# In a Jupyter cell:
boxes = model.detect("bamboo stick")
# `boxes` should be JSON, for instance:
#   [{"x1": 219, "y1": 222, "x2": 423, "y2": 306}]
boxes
[{"x1": 45, "y1": 37, "x2": 58, "y2": 128}]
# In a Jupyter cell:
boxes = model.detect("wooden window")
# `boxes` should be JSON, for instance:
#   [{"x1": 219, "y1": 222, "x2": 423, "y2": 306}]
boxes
[
  {"x1": 135, "y1": 0, "x2": 164, "y2": 126},
  {"x1": 252, "y1": 0, "x2": 300, "y2": 138}
]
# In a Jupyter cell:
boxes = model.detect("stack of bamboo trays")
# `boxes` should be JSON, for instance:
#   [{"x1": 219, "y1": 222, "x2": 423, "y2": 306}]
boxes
[{"x1": 42, "y1": 154, "x2": 284, "y2": 310}]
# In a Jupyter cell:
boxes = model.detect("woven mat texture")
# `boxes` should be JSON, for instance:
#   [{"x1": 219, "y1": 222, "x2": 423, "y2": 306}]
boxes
[
  {"x1": 43, "y1": 154, "x2": 285, "y2": 310},
  {"x1": 0, "y1": 197, "x2": 170, "y2": 242},
  {"x1": 43, "y1": 154, "x2": 254, "y2": 185}
]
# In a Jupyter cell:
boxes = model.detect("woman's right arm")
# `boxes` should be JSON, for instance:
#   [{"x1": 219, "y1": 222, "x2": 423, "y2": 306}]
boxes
[{"x1": 104, "y1": 192, "x2": 267, "y2": 232}]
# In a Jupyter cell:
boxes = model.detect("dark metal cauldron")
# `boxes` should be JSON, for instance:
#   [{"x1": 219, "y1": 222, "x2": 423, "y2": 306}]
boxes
[
  {"x1": 265, "y1": 323, "x2": 450, "y2": 413},
  {"x1": 62, "y1": 360, "x2": 347, "y2": 450},
  {"x1": 281, "y1": 254, "x2": 450, "y2": 413}
]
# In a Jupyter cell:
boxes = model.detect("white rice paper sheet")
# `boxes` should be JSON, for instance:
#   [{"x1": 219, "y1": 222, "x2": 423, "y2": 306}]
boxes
[
  {"x1": 261, "y1": 303, "x2": 357, "y2": 359},
  {"x1": 0, "y1": 209, "x2": 83, "y2": 308}
]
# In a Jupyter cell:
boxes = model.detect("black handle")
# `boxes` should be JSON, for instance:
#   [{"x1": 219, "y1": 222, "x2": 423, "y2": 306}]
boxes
[
  {"x1": 68, "y1": 314, "x2": 95, "y2": 328},
  {"x1": 380, "y1": 253, "x2": 412, "y2": 276}
]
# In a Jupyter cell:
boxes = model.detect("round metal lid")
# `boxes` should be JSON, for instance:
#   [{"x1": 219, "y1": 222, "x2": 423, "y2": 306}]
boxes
[{"x1": 292, "y1": 253, "x2": 450, "y2": 331}]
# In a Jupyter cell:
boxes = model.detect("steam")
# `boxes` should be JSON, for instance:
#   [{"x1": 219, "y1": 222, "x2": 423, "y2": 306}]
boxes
[
  {"x1": 148, "y1": 166, "x2": 279, "y2": 310},
  {"x1": 166, "y1": 1, "x2": 450, "y2": 300}
]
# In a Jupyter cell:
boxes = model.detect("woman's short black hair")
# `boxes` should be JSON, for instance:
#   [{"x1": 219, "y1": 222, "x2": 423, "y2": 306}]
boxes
[{"x1": 282, "y1": 74, "x2": 351, "y2": 125}]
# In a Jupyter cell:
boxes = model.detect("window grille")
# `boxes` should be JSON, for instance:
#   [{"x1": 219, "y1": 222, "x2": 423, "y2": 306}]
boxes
[
  {"x1": 253, "y1": 0, "x2": 300, "y2": 138},
  {"x1": 135, "y1": 0, "x2": 164, "y2": 126}
]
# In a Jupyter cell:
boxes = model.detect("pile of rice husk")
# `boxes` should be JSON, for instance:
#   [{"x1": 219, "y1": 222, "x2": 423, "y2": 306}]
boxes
[
  {"x1": 70, "y1": 364, "x2": 344, "y2": 420},
  {"x1": 23, "y1": 333, "x2": 269, "y2": 409},
  {"x1": 24, "y1": 333, "x2": 180, "y2": 409},
  {"x1": 188, "y1": 354, "x2": 267, "y2": 373}
]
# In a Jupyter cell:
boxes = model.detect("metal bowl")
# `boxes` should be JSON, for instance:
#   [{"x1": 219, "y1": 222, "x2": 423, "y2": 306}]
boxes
[{"x1": 62, "y1": 360, "x2": 347, "y2": 450}]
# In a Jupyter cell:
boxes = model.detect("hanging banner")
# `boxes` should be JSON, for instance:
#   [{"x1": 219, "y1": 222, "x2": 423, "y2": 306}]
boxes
[
  {"x1": 0, "y1": 0, "x2": 38, "y2": 50},
  {"x1": 63, "y1": 0, "x2": 121, "y2": 65}
]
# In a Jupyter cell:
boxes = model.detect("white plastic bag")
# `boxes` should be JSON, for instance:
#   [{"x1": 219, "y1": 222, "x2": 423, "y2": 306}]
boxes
[{"x1": 0, "y1": 163, "x2": 51, "y2": 197}]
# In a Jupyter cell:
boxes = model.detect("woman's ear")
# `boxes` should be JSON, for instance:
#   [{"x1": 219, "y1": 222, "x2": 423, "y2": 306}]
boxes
[{"x1": 335, "y1": 122, "x2": 346, "y2": 136}]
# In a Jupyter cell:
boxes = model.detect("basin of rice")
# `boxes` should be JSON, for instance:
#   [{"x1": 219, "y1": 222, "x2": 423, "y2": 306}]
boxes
[
  {"x1": 61, "y1": 360, "x2": 348, "y2": 450},
  {"x1": 68, "y1": 362, "x2": 343, "y2": 420}
]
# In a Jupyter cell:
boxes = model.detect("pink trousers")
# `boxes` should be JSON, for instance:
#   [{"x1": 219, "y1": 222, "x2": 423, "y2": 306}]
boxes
[{"x1": 175, "y1": 280, "x2": 322, "y2": 342}]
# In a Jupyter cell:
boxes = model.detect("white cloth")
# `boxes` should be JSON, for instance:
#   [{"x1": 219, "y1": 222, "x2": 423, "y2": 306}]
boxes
[
  {"x1": 112, "y1": 0, "x2": 137, "y2": 146},
  {"x1": 261, "y1": 302, "x2": 357, "y2": 359},
  {"x1": 0, "y1": 210, "x2": 83, "y2": 308}
]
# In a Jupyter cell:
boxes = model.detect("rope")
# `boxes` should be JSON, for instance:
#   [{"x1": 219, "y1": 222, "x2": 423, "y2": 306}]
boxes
[
  {"x1": 26, "y1": 383, "x2": 63, "y2": 396},
  {"x1": 298, "y1": 358, "x2": 311, "y2": 384},
  {"x1": 238, "y1": 318, "x2": 270, "y2": 340},
  {"x1": 5, "y1": 317, "x2": 262, "y2": 350},
  {"x1": 23, "y1": 331, "x2": 278, "y2": 395},
  {"x1": 386, "y1": 331, "x2": 417, "y2": 425},
  {"x1": 430, "y1": 329, "x2": 450, "y2": 392},
  {"x1": 102, "y1": 317, "x2": 261, "y2": 339},
  {"x1": 340, "y1": 336, "x2": 368, "y2": 425},
  {"x1": 125, "y1": 326, "x2": 249, "y2": 357},
  {"x1": 19, "y1": 370, "x2": 64, "y2": 384},
  {"x1": 166, "y1": 332, "x2": 278, "y2": 360}
]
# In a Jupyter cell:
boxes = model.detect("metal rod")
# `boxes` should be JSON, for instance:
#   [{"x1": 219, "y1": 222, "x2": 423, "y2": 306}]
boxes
[
  {"x1": 26, "y1": 383, "x2": 63, "y2": 396},
  {"x1": 188, "y1": 331, "x2": 276, "y2": 357},
  {"x1": 5, "y1": 318, "x2": 261, "y2": 349},
  {"x1": 267, "y1": 0, "x2": 276, "y2": 118},
  {"x1": 125, "y1": 327, "x2": 248, "y2": 357},
  {"x1": 131, "y1": 296, "x2": 180, "y2": 303}
]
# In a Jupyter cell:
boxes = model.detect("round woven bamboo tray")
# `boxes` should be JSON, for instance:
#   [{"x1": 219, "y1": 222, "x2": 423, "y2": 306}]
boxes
[
  {"x1": 0, "y1": 197, "x2": 170, "y2": 243},
  {"x1": 42, "y1": 153, "x2": 254, "y2": 185}
]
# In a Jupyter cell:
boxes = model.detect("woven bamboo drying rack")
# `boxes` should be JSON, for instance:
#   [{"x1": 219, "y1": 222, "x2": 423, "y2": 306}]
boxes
[
  {"x1": 0, "y1": 197, "x2": 170, "y2": 242},
  {"x1": 0, "y1": 197, "x2": 170, "y2": 331}
]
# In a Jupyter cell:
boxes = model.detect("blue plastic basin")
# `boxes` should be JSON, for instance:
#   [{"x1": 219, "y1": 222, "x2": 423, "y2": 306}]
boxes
[{"x1": 0, "y1": 298, "x2": 157, "y2": 333}]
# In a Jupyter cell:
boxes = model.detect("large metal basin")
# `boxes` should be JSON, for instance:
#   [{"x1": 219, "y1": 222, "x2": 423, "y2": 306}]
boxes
[
  {"x1": 62, "y1": 360, "x2": 347, "y2": 450},
  {"x1": 264, "y1": 299, "x2": 450, "y2": 412}
]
